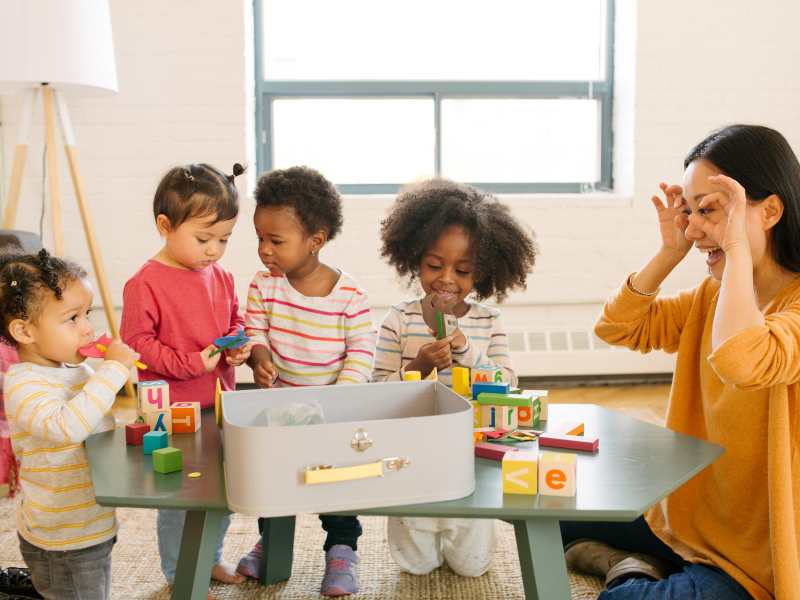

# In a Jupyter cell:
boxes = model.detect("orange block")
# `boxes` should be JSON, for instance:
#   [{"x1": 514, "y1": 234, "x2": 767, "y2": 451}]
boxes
[{"x1": 170, "y1": 402, "x2": 201, "y2": 434}]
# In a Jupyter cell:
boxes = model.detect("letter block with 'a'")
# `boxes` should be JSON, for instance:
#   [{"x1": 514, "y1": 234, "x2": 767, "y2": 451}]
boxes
[
  {"x1": 139, "y1": 380, "x2": 170, "y2": 413},
  {"x1": 170, "y1": 402, "x2": 201, "y2": 434}
]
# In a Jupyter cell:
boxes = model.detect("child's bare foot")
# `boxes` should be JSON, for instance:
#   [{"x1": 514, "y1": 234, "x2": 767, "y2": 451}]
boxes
[{"x1": 212, "y1": 560, "x2": 245, "y2": 584}]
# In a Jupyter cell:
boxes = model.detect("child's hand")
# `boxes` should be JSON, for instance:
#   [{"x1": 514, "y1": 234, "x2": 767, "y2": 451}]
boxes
[
  {"x1": 253, "y1": 357, "x2": 278, "y2": 388},
  {"x1": 200, "y1": 344, "x2": 222, "y2": 373},
  {"x1": 409, "y1": 336, "x2": 454, "y2": 375},
  {"x1": 651, "y1": 182, "x2": 692, "y2": 257},
  {"x1": 104, "y1": 339, "x2": 140, "y2": 368},
  {"x1": 449, "y1": 328, "x2": 467, "y2": 351},
  {"x1": 225, "y1": 343, "x2": 252, "y2": 367}
]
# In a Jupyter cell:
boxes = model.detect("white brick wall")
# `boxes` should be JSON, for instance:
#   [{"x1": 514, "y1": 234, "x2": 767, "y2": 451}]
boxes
[{"x1": 2, "y1": 0, "x2": 800, "y2": 340}]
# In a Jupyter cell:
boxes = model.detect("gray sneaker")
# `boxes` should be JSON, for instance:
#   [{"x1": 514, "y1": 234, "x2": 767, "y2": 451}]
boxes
[{"x1": 565, "y1": 539, "x2": 670, "y2": 586}]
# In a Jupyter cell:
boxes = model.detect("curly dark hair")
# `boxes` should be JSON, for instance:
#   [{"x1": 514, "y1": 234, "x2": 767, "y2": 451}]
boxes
[
  {"x1": 0, "y1": 250, "x2": 87, "y2": 346},
  {"x1": 153, "y1": 162, "x2": 244, "y2": 228},
  {"x1": 380, "y1": 178, "x2": 537, "y2": 302},
  {"x1": 254, "y1": 166, "x2": 343, "y2": 240}
]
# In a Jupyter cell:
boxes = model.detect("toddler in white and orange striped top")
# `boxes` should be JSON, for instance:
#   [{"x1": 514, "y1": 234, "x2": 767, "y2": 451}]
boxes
[
  {"x1": 0, "y1": 250, "x2": 138, "y2": 600},
  {"x1": 236, "y1": 166, "x2": 376, "y2": 597}
]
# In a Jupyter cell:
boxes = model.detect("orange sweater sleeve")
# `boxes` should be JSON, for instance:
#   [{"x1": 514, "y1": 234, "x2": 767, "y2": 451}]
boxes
[
  {"x1": 594, "y1": 274, "x2": 702, "y2": 354},
  {"x1": 708, "y1": 300, "x2": 800, "y2": 390}
]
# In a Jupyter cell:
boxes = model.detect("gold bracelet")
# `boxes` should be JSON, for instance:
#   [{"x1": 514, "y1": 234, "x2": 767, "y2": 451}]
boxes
[{"x1": 628, "y1": 274, "x2": 659, "y2": 297}]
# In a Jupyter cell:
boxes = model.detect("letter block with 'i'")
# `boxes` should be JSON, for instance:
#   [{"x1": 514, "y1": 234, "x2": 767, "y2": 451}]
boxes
[{"x1": 170, "y1": 402, "x2": 201, "y2": 434}]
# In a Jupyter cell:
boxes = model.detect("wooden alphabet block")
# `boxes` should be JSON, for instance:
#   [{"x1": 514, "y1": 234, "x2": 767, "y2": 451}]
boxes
[
  {"x1": 480, "y1": 404, "x2": 518, "y2": 430},
  {"x1": 145, "y1": 410, "x2": 172, "y2": 435},
  {"x1": 153, "y1": 447, "x2": 183, "y2": 474},
  {"x1": 451, "y1": 366, "x2": 471, "y2": 397},
  {"x1": 470, "y1": 400, "x2": 481, "y2": 428},
  {"x1": 471, "y1": 366, "x2": 505, "y2": 385},
  {"x1": 539, "y1": 451, "x2": 577, "y2": 497},
  {"x1": 402, "y1": 370, "x2": 421, "y2": 381},
  {"x1": 143, "y1": 430, "x2": 168, "y2": 455},
  {"x1": 502, "y1": 450, "x2": 539, "y2": 495},
  {"x1": 138, "y1": 380, "x2": 170, "y2": 413},
  {"x1": 476, "y1": 392, "x2": 531, "y2": 406},
  {"x1": 170, "y1": 402, "x2": 201, "y2": 434},
  {"x1": 538, "y1": 433, "x2": 598, "y2": 453},
  {"x1": 125, "y1": 422, "x2": 150, "y2": 445}
]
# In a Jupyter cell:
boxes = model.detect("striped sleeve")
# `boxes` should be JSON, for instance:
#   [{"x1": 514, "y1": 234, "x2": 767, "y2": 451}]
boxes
[
  {"x1": 6, "y1": 361, "x2": 129, "y2": 444},
  {"x1": 336, "y1": 287, "x2": 376, "y2": 384},
  {"x1": 452, "y1": 310, "x2": 518, "y2": 387},
  {"x1": 372, "y1": 306, "x2": 404, "y2": 382},
  {"x1": 245, "y1": 273, "x2": 270, "y2": 349}
]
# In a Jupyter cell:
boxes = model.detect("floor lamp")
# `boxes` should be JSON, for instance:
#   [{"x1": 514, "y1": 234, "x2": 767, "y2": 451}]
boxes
[{"x1": 0, "y1": 0, "x2": 135, "y2": 399}]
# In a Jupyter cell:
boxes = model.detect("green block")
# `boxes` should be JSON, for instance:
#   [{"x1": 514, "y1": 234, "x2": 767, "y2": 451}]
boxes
[
  {"x1": 153, "y1": 447, "x2": 182, "y2": 474},
  {"x1": 476, "y1": 392, "x2": 532, "y2": 407}
]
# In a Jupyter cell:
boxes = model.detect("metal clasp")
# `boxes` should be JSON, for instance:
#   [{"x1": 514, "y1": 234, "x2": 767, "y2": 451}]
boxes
[
  {"x1": 350, "y1": 428, "x2": 372, "y2": 452},
  {"x1": 383, "y1": 457, "x2": 410, "y2": 471}
]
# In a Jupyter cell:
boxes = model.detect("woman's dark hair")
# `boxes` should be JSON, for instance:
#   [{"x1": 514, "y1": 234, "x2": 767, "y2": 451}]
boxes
[
  {"x1": 254, "y1": 166, "x2": 343, "y2": 240},
  {"x1": 380, "y1": 178, "x2": 537, "y2": 302},
  {"x1": 153, "y1": 163, "x2": 244, "y2": 228},
  {"x1": 0, "y1": 250, "x2": 87, "y2": 346},
  {"x1": 685, "y1": 125, "x2": 800, "y2": 272}
]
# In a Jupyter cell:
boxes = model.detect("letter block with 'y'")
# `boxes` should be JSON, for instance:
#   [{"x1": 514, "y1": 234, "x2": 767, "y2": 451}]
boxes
[
  {"x1": 145, "y1": 410, "x2": 172, "y2": 435},
  {"x1": 170, "y1": 402, "x2": 201, "y2": 434},
  {"x1": 139, "y1": 380, "x2": 170, "y2": 413}
]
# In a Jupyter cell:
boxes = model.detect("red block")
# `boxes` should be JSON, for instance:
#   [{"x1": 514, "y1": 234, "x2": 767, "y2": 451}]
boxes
[
  {"x1": 475, "y1": 442, "x2": 518, "y2": 461},
  {"x1": 125, "y1": 422, "x2": 151, "y2": 446},
  {"x1": 538, "y1": 433, "x2": 599, "y2": 453}
]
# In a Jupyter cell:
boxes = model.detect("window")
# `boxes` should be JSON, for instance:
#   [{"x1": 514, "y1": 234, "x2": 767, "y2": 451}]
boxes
[{"x1": 255, "y1": 0, "x2": 614, "y2": 194}]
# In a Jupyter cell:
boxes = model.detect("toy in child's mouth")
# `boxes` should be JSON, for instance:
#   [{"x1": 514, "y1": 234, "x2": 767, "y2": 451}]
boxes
[
  {"x1": 209, "y1": 329, "x2": 249, "y2": 357},
  {"x1": 79, "y1": 334, "x2": 148, "y2": 370},
  {"x1": 421, "y1": 292, "x2": 459, "y2": 340}
]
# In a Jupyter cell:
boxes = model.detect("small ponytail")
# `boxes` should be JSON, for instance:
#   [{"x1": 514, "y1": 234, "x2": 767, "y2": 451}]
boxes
[{"x1": 227, "y1": 163, "x2": 246, "y2": 185}]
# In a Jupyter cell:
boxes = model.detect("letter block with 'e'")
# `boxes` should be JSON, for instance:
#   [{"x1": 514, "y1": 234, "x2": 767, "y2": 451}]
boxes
[
  {"x1": 539, "y1": 451, "x2": 577, "y2": 497},
  {"x1": 170, "y1": 402, "x2": 201, "y2": 434},
  {"x1": 139, "y1": 380, "x2": 170, "y2": 413}
]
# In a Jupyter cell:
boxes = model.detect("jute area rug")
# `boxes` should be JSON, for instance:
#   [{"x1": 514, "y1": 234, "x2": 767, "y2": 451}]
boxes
[{"x1": 0, "y1": 497, "x2": 604, "y2": 599}]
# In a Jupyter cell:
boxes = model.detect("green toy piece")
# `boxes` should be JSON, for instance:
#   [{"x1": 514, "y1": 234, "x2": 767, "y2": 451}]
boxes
[
  {"x1": 153, "y1": 447, "x2": 183, "y2": 474},
  {"x1": 476, "y1": 392, "x2": 532, "y2": 407}
]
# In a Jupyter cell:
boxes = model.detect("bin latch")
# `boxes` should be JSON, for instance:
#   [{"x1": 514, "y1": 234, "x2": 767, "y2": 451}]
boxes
[{"x1": 350, "y1": 428, "x2": 373, "y2": 452}]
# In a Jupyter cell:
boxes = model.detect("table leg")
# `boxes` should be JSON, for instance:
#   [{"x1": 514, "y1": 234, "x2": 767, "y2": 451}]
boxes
[
  {"x1": 259, "y1": 516, "x2": 296, "y2": 586},
  {"x1": 513, "y1": 518, "x2": 571, "y2": 600},
  {"x1": 172, "y1": 509, "x2": 224, "y2": 600}
]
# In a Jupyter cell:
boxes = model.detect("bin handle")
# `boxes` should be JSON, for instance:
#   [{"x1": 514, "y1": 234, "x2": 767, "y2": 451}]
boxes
[{"x1": 304, "y1": 457, "x2": 410, "y2": 485}]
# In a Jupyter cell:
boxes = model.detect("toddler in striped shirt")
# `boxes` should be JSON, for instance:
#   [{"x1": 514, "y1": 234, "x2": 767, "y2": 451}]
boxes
[
  {"x1": 236, "y1": 166, "x2": 376, "y2": 597},
  {"x1": 374, "y1": 178, "x2": 537, "y2": 578},
  {"x1": 0, "y1": 250, "x2": 139, "y2": 600}
]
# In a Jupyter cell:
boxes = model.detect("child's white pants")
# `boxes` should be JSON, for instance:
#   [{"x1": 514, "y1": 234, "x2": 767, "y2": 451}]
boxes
[{"x1": 387, "y1": 516, "x2": 496, "y2": 577}]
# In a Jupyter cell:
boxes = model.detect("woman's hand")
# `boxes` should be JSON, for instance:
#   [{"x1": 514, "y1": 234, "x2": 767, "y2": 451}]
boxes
[
  {"x1": 697, "y1": 174, "x2": 749, "y2": 253},
  {"x1": 651, "y1": 182, "x2": 692, "y2": 257}
]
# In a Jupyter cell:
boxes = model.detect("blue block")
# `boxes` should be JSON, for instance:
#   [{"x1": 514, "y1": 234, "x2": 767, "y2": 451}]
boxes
[
  {"x1": 143, "y1": 430, "x2": 168, "y2": 455},
  {"x1": 471, "y1": 381, "x2": 509, "y2": 400}
]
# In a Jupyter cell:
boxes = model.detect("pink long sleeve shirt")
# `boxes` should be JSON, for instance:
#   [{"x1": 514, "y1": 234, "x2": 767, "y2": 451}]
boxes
[{"x1": 120, "y1": 260, "x2": 245, "y2": 408}]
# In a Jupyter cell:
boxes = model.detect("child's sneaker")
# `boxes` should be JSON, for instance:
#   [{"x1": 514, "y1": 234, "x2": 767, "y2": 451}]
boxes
[
  {"x1": 236, "y1": 542, "x2": 262, "y2": 579},
  {"x1": 320, "y1": 545, "x2": 359, "y2": 597}
]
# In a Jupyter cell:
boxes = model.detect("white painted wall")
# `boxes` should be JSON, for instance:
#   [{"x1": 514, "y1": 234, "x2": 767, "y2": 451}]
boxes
[{"x1": 1, "y1": 0, "x2": 799, "y2": 373}]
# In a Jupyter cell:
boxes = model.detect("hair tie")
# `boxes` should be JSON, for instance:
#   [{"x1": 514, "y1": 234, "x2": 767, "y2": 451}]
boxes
[
  {"x1": 10, "y1": 280, "x2": 17, "y2": 287},
  {"x1": 183, "y1": 167, "x2": 195, "y2": 183}
]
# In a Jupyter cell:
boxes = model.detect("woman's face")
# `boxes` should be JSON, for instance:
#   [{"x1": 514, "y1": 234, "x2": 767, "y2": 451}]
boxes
[{"x1": 681, "y1": 159, "x2": 774, "y2": 280}]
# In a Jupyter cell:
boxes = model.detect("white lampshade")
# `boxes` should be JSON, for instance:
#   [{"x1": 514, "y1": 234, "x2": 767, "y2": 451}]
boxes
[{"x1": 0, "y1": 0, "x2": 118, "y2": 95}]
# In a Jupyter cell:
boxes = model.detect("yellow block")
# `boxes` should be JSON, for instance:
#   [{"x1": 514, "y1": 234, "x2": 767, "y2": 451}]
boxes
[
  {"x1": 403, "y1": 370, "x2": 422, "y2": 381},
  {"x1": 452, "y1": 366, "x2": 471, "y2": 396},
  {"x1": 471, "y1": 400, "x2": 481, "y2": 428},
  {"x1": 502, "y1": 450, "x2": 539, "y2": 495}
]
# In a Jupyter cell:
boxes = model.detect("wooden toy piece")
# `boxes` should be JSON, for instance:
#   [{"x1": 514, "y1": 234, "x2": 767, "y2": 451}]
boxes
[
  {"x1": 144, "y1": 410, "x2": 173, "y2": 435},
  {"x1": 473, "y1": 430, "x2": 485, "y2": 443},
  {"x1": 471, "y1": 366, "x2": 505, "y2": 385},
  {"x1": 480, "y1": 404, "x2": 518, "y2": 430},
  {"x1": 138, "y1": 380, "x2": 170, "y2": 413},
  {"x1": 451, "y1": 366, "x2": 471, "y2": 397},
  {"x1": 424, "y1": 367, "x2": 438, "y2": 381},
  {"x1": 152, "y1": 447, "x2": 183, "y2": 474},
  {"x1": 538, "y1": 432, "x2": 598, "y2": 453},
  {"x1": 402, "y1": 370, "x2": 422, "y2": 381},
  {"x1": 435, "y1": 310, "x2": 458, "y2": 340},
  {"x1": 476, "y1": 392, "x2": 531, "y2": 406},
  {"x1": 209, "y1": 328, "x2": 249, "y2": 357},
  {"x1": 215, "y1": 377, "x2": 223, "y2": 428},
  {"x1": 470, "y1": 400, "x2": 481, "y2": 428},
  {"x1": 80, "y1": 334, "x2": 147, "y2": 370},
  {"x1": 142, "y1": 430, "x2": 168, "y2": 455},
  {"x1": 539, "y1": 451, "x2": 577, "y2": 497},
  {"x1": 471, "y1": 381, "x2": 509, "y2": 401},
  {"x1": 502, "y1": 449, "x2": 539, "y2": 495},
  {"x1": 475, "y1": 442, "x2": 518, "y2": 461},
  {"x1": 170, "y1": 402, "x2": 201, "y2": 434},
  {"x1": 125, "y1": 421, "x2": 150, "y2": 445},
  {"x1": 560, "y1": 422, "x2": 585, "y2": 436}
]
